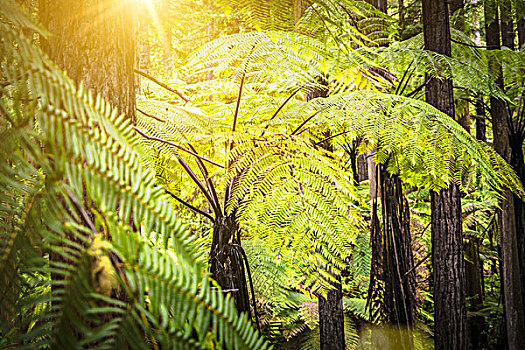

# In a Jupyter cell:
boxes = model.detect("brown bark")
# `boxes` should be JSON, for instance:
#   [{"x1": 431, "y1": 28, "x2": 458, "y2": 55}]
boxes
[
  {"x1": 516, "y1": 0, "x2": 525, "y2": 48},
  {"x1": 422, "y1": 1, "x2": 467, "y2": 349},
  {"x1": 500, "y1": 0, "x2": 515, "y2": 50},
  {"x1": 379, "y1": 165, "x2": 415, "y2": 350},
  {"x1": 485, "y1": 1, "x2": 525, "y2": 349},
  {"x1": 449, "y1": 0, "x2": 466, "y2": 30},
  {"x1": 307, "y1": 78, "x2": 346, "y2": 350},
  {"x1": 318, "y1": 276, "x2": 345, "y2": 350},
  {"x1": 475, "y1": 99, "x2": 486, "y2": 141},
  {"x1": 39, "y1": 0, "x2": 136, "y2": 123},
  {"x1": 209, "y1": 214, "x2": 251, "y2": 313},
  {"x1": 365, "y1": 0, "x2": 387, "y2": 14},
  {"x1": 429, "y1": 186, "x2": 467, "y2": 350}
]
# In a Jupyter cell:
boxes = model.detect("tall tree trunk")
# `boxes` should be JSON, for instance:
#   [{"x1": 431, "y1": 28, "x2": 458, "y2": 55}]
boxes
[
  {"x1": 501, "y1": 0, "x2": 525, "y2": 327},
  {"x1": 307, "y1": 78, "x2": 346, "y2": 350},
  {"x1": 398, "y1": 0, "x2": 405, "y2": 38},
  {"x1": 422, "y1": 1, "x2": 467, "y2": 349},
  {"x1": 484, "y1": 1, "x2": 525, "y2": 349},
  {"x1": 365, "y1": 0, "x2": 387, "y2": 14},
  {"x1": 39, "y1": 0, "x2": 136, "y2": 123},
  {"x1": 516, "y1": 0, "x2": 525, "y2": 48},
  {"x1": 500, "y1": 0, "x2": 515, "y2": 50},
  {"x1": 39, "y1": 0, "x2": 137, "y2": 333},
  {"x1": 475, "y1": 100, "x2": 486, "y2": 141}
]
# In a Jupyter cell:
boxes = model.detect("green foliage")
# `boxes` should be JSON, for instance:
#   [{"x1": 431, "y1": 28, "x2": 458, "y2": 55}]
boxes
[{"x1": 0, "y1": 3, "x2": 269, "y2": 349}]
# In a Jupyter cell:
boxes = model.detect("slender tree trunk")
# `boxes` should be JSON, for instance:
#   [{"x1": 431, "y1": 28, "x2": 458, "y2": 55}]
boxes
[
  {"x1": 318, "y1": 276, "x2": 345, "y2": 350},
  {"x1": 475, "y1": 100, "x2": 486, "y2": 141},
  {"x1": 464, "y1": 237, "x2": 486, "y2": 348},
  {"x1": 379, "y1": 165, "x2": 415, "y2": 350},
  {"x1": 500, "y1": 0, "x2": 515, "y2": 50},
  {"x1": 516, "y1": 0, "x2": 525, "y2": 48},
  {"x1": 485, "y1": 2, "x2": 525, "y2": 349},
  {"x1": 501, "y1": 0, "x2": 525, "y2": 325},
  {"x1": 398, "y1": 0, "x2": 405, "y2": 38},
  {"x1": 365, "y1": 0, "x2": 387, "y2": 14},
  {"x1": 422, "y1": 1, "x2": 467, "y2": 349}
]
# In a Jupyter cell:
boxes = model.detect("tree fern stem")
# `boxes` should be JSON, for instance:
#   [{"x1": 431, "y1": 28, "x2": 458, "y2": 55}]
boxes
[
  {"x1": 136, "y1": 108, "x2": 166, "y2": 123},
  {"x1": 232, "y1": 71, "x2": 245, "y2": 133},
  {"x1": 134, "y1": 127, "x2": 225, "y2": 168},
  {"x1": 234, "y1": 244, "x2": 261, "y2": 331},
  {"x1": 165, "y1": 190, "x2": 215, "y2": 222},
  {"x1": 291, "y1": 110, "x2": 323, "y2": 135},
  {"x1": 176, "y1": 155, "x2": 221, "y2": 217},
  {"x1": 187, "y1": 143, "x2": 222, "y2": 217},
  {"x1": 134, "y1": 69, "x2": 190, "y2": 103}
]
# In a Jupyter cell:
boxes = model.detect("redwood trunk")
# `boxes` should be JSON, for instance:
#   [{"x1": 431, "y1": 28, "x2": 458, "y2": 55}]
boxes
[
  {"x1": 422, "y1": 1, "x2": 467, "y2": 349},
  {"x1": 39, "y1": 0, "x2": 136, "y2": 123},
  {"x1": 485, "y1": 2, "x2": 525, "y2": 348},
  {"x1": 517, "y1": 0, "x2": 525, "y2": 48}
]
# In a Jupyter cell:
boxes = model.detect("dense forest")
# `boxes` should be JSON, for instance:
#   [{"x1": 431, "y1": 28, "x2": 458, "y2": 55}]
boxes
[{"x1": 1, "y1": 0, "x2": 524, "y2": 349}]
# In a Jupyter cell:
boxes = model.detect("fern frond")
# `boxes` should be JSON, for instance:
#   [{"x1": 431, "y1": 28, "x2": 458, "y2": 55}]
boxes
[{"x1": 0, "y1": 4, "x2": 269, "y2": 349}]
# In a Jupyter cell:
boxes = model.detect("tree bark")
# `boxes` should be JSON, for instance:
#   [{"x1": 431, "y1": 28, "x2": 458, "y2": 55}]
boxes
[
  {"x1": 516, "y1": 0, "x2": 525, "y2": 49},
  {"x1": 318, "y1": 276, "x2": 345, "y2": 350},
  {"x1": 485, "y1": 1, "x2": 525, "y2": 349},
  {"x1": 475, "y1": 99, "x2": 486, "y2": 141},
  {"x1": 39, "y1": 0, "x2": 136, "y2": 123},
  {"x1": 365, "y1": 0, "x2": 387, "y2": 14},
  {"x1": 502, "y1": 0, "x2": 525, "y2": 322},
  {"x1": 307, "y1": 77, "x2": 346, "y2": 350},
  {"x1": 379, "y1": 165, "x2": 415, "y2": 350},
  {"x1": 209, "y1": 214, "x2": 251, "y2": 313},
  {"x1": 500, "y1": 0, "x2": 515, "y2": 50},
  {"x1": 422, "y1": 1, "x2": 467, "y2": 349}
]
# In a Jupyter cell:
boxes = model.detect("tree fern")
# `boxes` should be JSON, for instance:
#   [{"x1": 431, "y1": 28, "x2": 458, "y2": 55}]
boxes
[{"x1": 0, "y1": 3, "x2": 269, "y2": 349}]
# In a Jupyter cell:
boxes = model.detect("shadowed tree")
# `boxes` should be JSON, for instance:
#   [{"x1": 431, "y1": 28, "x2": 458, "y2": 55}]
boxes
[
  {"x1": 484, "y1": 2, "x2": 525, "y2": 349},
  {"x1": 422, "y1": 0, "x2": 467, "y2": 349}
]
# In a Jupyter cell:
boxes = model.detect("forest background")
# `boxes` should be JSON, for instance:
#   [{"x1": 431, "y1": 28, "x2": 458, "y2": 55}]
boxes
[{"x1": 1, "y1": 0, "x2": 525, "y2": 349}]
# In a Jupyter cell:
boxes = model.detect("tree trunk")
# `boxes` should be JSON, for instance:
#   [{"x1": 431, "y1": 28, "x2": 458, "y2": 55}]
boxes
[
  {"x1": 500, "y1": 0, "x2": 515, "y2": 50},
  {"x1": 475, "y1": 99, "x2": 486, "y2": 141},
  {"x1": 39, "y1": 0, "x2": 137, "y2": 337},
  {"x1": 307, "y1": 77, "x2": 346, "y2": 350},
  {"x1": 39, "y1": 0, "x2": 136, "y2": 123},
  {"x1": 464, "y1": 237, "x2": 486, "y2": 348},
  {"x1": 398, "y1": 0, "x2": 405, "y2": 38},
  {"x1": 365, "y1": 0, "x2": 387, "y2": 14},
  {"x1": 379, "y1": 165, "x2": 415, "y2": 350},
  {"x1": 209, "y1": 214, "x2": 251, "y2": 313},
  {"x1": 422, "y1": 1, "x2": 467, "y2": 349},
  {"x1": 485, "y1": 2, "x2": 525, "y2": 349},
  {"x1": 318, "y1": 276, "x2": 345, "y2": 350},
  {"x1": 449, "y1": 0, "x2": 466, "y2": 30},
  {"x1": 516, "y1": 0, "x2": 525, "y2": 49}
]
